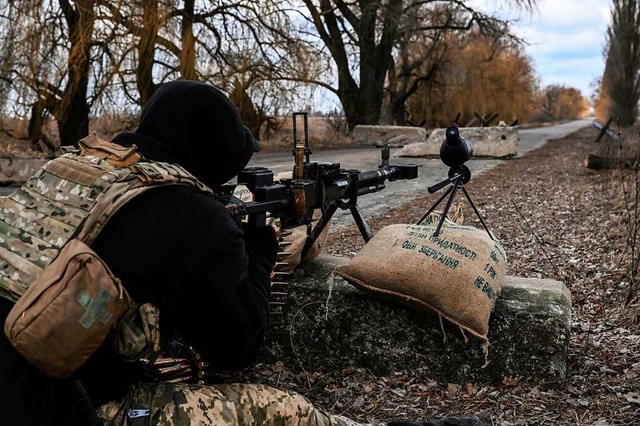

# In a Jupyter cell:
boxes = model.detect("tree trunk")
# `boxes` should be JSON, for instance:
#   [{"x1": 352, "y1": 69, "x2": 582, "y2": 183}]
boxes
[
  {"x1": 28, "y1": 100, "x2": 46, "y2": 146},
  {"x1": 584, "y1": 154, "x2": 635, "y2": 169},
  {"x1": 340, "y1": 85, "x2": 360, "y2": 131},
  {"x1": 390, "y1": 98, "x2": 406, "y2": 125},
  {"x1": 304, "y1": 0, "x2": 400, "y2": 131},
  {"x1": 57, "y1": 87, "x2": 90, "y2": 147},
  {"x1": 180, "y1": 0, "x2": 197, "y2": 80},
  {"x1": 27, "y1": 100, "x2": 57, "y2": 155},
  {"x1": 230, "y1": 79, "x2": 265, "y2": 139},
  {"x1": 57, "y1": 0, "x2": 95, "y2": 147},
  {"x1": 137, "y1": 0, "x2": 159, "y2": 106}
]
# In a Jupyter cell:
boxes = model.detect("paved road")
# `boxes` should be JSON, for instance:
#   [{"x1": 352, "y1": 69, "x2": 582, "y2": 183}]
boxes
[
  {"x1": 0, "y1": 119, "x2": 591, "y2": 213},
  {"x1": 248, "y1": 119, "x2": 592, "y2": 227}
]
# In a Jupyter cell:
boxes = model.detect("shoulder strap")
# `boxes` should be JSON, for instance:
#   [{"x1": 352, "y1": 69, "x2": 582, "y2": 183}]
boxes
[
  {"x1": 75, "y1": 149, "x2": 212, "y2": 246},
  {"x1": 0, "y1": 135, "x2": 211, "y2": 302},
  {"x1": 78, "y1": 132, "x2": 141, "y2": 167}
]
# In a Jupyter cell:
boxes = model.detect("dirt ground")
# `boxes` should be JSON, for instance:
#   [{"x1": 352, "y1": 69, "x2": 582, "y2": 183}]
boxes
[{"x1": 239, "y1": 126, "x2": 640, "y2": 425}]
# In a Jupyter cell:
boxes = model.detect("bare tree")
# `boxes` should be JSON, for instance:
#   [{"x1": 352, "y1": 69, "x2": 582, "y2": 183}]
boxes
[
  {"x1": 96, "y1": 0, "x2": 311, "y2": 128},
  {"x1": 136, "y1": 0, "x2": 161, "y2": 105},
  {"x1": 385, "y1": 4, "x2": 452, "y2": 125},
  {"x1": 405, "y1": 31, "x2": 538, "y2": 127},
  {"x1": 301, "y1": 0, "x2": 402, "y2": 129},
  {"x1": 56, "y1": 0, "x2": 96, "y2": 145},
  {"x1": 0, "y1": 0, "x2": 317, "y2": 149},
  {"x1": 209, "y1": 2, "x2": 320, "y2": 137},
  {"x1": 0, "y1": 2, "x2": 16, "y2": 113},
  {"x1": 603, "y1": 0, "x2": 640, "y2": 127},
  {"x1": 299, "y1": 0, "x2": 534, "y2": 130},
  {"x1": 0, "y1": 0, "x2": 126, "y2": 147},
  {"x1": 535, "y1": 84, "x2": 589, "y2": 122}
]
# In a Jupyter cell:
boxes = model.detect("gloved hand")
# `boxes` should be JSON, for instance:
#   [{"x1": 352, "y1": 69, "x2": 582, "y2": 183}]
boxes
[{"x1": 241, "y1": 223, "x2": 279, "y2": 267}]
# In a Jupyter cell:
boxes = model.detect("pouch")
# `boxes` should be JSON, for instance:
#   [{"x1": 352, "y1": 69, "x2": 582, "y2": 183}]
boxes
[
  {"x1": 113, "y1": 302, "x2": 161, "y2": 362},
  {"x1": 4, "y1": 238, "x2": 131, "y2": 378}
]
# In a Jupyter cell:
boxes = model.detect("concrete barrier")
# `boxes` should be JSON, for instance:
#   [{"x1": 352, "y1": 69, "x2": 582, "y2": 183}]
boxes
[
  {"x1": 352, "y1": 125, "x2": 427, "y2": 147},
  {"x1": 398, "y1": 126, "x2": 519, "y2": 158},
  {"x1": 0, "y1": 157, "x2": 48, "y2": 185},
  {"x1": 259, "y1": 254, "x2": 571, "y2": 387}
]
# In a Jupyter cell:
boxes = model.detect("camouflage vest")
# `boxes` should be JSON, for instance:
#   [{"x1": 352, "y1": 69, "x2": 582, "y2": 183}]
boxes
[{"x1": 0, "y1": 133, "x2": 211, "y2": 303}]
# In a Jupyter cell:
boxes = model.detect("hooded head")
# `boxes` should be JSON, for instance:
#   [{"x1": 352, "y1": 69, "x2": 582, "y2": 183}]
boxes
[{"x1": 113, "y1": 80, "x2": 259, "y2": 188}]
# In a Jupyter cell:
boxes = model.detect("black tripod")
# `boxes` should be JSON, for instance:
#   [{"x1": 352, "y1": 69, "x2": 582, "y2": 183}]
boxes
[{"x1": 416, "y1": 164, "x2": 494, "y2": 240}]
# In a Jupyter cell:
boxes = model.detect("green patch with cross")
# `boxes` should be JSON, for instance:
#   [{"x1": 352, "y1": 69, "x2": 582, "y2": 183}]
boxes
[{"x1": 77, "y1": 289, "x2": 114, "y2": 329}]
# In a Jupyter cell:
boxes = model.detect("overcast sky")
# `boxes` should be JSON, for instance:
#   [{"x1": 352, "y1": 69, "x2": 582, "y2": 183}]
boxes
[
  {"x1": 313, "y1": 1, "x2": 612, "y2": 111},
  {"x1": 473, "y1": 0, "x2": 612, "y2": 98}
]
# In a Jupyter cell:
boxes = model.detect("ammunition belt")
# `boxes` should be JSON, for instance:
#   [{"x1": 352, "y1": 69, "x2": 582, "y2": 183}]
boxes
[
  {"x1": 140, "y1": 338, "x2": 218, "y2": 384},
  {"x1": 268, "y1": 222, "x2": 296, "y2": 329}
]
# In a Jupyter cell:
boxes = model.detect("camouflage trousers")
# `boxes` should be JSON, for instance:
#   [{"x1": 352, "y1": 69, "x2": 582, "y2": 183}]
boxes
[{"x1": 98, "y1": 381, "x2": 383, "y2": 425}]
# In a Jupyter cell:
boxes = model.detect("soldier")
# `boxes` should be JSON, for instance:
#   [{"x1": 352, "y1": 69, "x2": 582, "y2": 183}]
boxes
[{"x1": 0, "y1": 80, "x2": 481, "y2": 426}]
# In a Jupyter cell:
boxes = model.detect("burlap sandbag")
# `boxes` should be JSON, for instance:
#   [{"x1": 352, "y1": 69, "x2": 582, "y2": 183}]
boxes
[{"x1": 336, "y1": 215, "x2": 507, "y2": 341}]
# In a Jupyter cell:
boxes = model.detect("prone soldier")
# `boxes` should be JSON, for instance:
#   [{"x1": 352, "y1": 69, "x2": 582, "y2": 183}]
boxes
[{"x1": 0, "y1": 80, "x2": 481, "y2": 426}]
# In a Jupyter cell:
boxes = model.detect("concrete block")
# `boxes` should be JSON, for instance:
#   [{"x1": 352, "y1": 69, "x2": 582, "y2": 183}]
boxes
[
  {"x1": 398, "y1": 126, "x2": 519, "y2": 158},
  {"x1": 259, "y1": 255, "x2": 571, "y2": 387},
  {"x1": 0, "y1": 157, "x2": 48, "y2": 184},
  {"x1": 352, "y1": 125, "x2": 427, "y2": 147}
]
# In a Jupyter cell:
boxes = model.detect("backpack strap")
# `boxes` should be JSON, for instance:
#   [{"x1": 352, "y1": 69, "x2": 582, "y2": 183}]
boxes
[
  {"x1": 79, "y1": 132, "x2": 141, "y2": 168},
  {"x1": 0, "y1": 134, "x2": 211, "y2": 302},
  {"x1": 76, "y1": 155, "x2": 212, "y2": 246}
]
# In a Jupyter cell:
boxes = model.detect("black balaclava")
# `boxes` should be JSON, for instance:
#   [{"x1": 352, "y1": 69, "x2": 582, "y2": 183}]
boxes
[{"x1": 113, "y1": 80, "x2": 259, "y2": 188}]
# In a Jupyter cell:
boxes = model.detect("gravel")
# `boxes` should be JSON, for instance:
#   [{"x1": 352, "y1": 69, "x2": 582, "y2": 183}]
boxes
[{"x1": 241, "y1": 125, "x2": 640, "y2": 424}]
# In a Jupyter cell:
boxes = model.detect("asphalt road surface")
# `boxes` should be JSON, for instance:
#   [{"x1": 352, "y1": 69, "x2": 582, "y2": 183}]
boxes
[
  {"x1": 248, "y1": 119, "x2": 592, "y2": 228},
  {"x1": 0, "y1": 120, "x2": 591, "y2": 216}
]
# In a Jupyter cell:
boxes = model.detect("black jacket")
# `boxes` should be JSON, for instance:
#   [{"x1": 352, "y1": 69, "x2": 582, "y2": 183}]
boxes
[
  {"x1": 0, "y1": 80, "x2": 277, "y2": 425},
  {"x1": 84, "y1": 184, "x2": 278, "y2": 403},
  {"x1": 0, "y1": 184, "x2": 278, "y2": 425}
]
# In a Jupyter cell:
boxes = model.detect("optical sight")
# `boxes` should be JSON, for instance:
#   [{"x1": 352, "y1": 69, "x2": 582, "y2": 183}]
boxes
[
  {"x1": 419, "y1": 126, "x2": 493, "y2": 240},
  {"x1": 440, "y1": 126, "x2": 473, "y2": 169}
]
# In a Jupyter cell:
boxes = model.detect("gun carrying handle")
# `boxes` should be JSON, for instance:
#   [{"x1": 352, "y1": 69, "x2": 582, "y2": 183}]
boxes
[{"x1": 292, "y1": 125, "x2": 306, "y2": 221}]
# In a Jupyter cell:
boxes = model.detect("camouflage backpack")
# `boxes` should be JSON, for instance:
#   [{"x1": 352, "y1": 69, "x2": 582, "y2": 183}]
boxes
[{"x1": 0, "y1": 133, "x2": 211, "y2": 378}]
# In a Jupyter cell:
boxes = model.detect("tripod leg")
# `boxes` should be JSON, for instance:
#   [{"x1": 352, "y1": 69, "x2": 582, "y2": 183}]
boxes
[
  {"x1": 460, "y1": 186, "x2": 495, "y2": 240},
  {"x1": 417, "y1": 185, "x2": 455, "y2": 225},
  {"x1": 434, "y1": 183, "x2": 460, "y2": 237},
  {"x1": 349, "y1": 204, "x2": 373, "y2": 243}
]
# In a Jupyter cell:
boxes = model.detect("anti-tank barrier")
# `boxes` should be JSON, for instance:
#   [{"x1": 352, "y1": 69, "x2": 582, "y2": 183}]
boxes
[{"x1": 398, "y1": 125, "x2": 519, "y2": 159}]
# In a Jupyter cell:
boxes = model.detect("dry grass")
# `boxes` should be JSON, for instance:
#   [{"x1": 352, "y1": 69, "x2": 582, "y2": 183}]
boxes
[
  {"x1": 258, "y1": 115, "x2": 365, "y2": 152},
  {"x1": 240, "y1": 125, "x2": 640, "y2": 425},
  {"x1": 0, "y1": 115, "x2": 363, "y2": 156}
]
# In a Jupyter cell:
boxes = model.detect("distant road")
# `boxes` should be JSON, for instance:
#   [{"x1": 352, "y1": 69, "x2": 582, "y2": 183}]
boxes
[
  {"x1": 0, "y1": 119, "x2": 592, "y2": 209},
  {"x1": 517, "y1": 119, "x2": 593, "y2": 155}
]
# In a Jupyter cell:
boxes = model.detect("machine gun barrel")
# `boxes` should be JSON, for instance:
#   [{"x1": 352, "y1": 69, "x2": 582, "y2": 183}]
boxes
[
  {"x1": 229, "y1": 159, "x2": 418, "y2": 222},
  {"x1": 356, "y1": 164, "x2": 417, "y2": 196}
]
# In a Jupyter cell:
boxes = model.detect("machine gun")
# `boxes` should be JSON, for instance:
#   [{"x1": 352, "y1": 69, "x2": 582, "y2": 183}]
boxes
[{"x1": 217, "y1": 112, "x2": 418, "y2": 261}]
